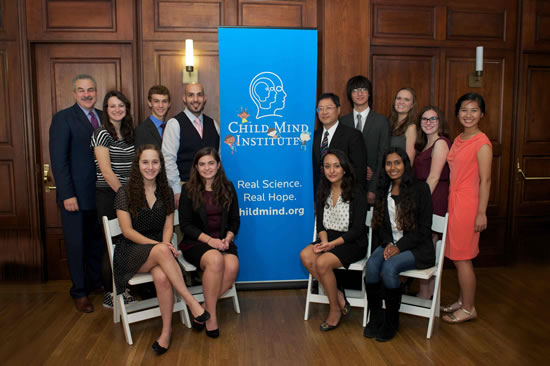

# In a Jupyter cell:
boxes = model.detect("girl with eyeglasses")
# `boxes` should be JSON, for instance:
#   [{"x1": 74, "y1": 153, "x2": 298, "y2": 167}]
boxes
[{"x1": 413, "y1": 105, "x2": 451, "y2": 299}]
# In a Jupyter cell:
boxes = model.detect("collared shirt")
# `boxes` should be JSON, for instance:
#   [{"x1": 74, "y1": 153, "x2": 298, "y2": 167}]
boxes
[
  {"x1": 353, "y1": 107, "x2": 370, "y2": 132},
  {"x1": 162, "y1": 108, "x2": 219, "y2": 195},
  {"x1": 149, "y1": 114, "x2": 164, "y2": 137},
  {"x1": 184, "y1": 108, "x2": 203, "y2": 133},
  {"x1": 77, "y1": 104, "x2": 101, "y2": 127},
  {"x1": 323, "y1": 191, "x2": 350, "y2": 232},
  {"x1": 320, "y1": 120, "x2": 339, "y2": 149}
]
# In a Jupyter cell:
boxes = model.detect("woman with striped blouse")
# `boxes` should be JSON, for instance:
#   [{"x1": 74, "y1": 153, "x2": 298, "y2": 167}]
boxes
[{"x1": 91, "y1": 90, "x2": 136, "y2": 307}]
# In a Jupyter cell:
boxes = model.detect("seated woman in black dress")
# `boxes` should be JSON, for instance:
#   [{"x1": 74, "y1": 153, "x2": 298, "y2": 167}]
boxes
[
  {"x1": 179, "y1": 147, "x2": 240, "y2": 338},
  {"x1": 114, "y1": 144, "x2": 209, "y2": 355},
  {"x1": 363, "y1": 147, "x2": 434, "y2": 342},
  {"x1": 300, "y1": 149, "x2": 368, "y2": 331}
]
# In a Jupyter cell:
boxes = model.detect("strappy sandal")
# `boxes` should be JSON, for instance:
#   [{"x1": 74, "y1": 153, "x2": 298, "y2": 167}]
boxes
[
  {"x1": 442, "y1": 307, "x2": 477, "y2": 324},
  {"x1": 441, "y1": 300, "x2": 462, "y2": 313}
]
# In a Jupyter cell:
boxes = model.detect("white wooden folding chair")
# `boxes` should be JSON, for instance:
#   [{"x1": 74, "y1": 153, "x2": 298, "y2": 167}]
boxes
[
  {"x1": 173, "y1": 210, "x2": 241, "y2": 326},
  {"x1": 304, "y1": 207, "x2": 373, "y2": 327},
  {"x1": 102, "y1": 216, "x2": 190, "y2": 345},
  {"x1": 398, "y1": 213, "x2": 449, "y2": 338}
]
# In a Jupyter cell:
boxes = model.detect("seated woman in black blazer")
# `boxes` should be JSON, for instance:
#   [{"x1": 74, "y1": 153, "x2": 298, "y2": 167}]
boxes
[
  {"x1": 363, "y1": 147, "x2": 434, "y2": 342},
  {"x1": 300, "y1": 149, "x2": 368, "y2": 332},
  {"x1": 179, "y1": 147, "x2": 240, "y2": 338}
]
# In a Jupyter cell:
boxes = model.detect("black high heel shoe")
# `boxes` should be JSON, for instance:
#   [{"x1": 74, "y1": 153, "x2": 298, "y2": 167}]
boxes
[
  {"x1": 193, "y1": 309, "x2": 210, "y2": 323},
  {"x1": 192, "y1": 318, "x2": 205, "y2": 331},
  {"x1": 152, "y1": 338, "x2": 170, "y2": 355},
  {"x1": 205, "y1": 326, "x2": 220, "y2": 338}
]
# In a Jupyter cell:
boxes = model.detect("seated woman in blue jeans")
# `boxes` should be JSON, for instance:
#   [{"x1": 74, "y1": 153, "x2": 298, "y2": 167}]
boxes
[{"x1": 364, "y1": 147, "x2": 434, "y2": 342}]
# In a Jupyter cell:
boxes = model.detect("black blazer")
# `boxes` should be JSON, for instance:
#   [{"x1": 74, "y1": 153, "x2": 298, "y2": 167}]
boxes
[
  {"x1": 340, "y1": 110, "x2": 390, "y2": 194},
  {"x1": 49, "y1": 103, "x2": 102, "y2": 210},
  {"x1": 179, "y1": 182, "x2": 240, "y2": 243},
  {"x1": 373, "y1": 180, "x2": 435, "y2": 269},
  {"x1": 134, "y1": 117, "x2": 162, "y2": 149},
  {"x1": 316, "y1": 187, "x2": 368, "y2": 247},
  {"x1": 312, "y1": 122, "x2": 368, "y2": 193}
]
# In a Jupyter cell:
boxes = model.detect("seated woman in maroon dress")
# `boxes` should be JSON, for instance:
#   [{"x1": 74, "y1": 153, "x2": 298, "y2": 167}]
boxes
[
  {"x1": 179, "y1": 147, "x2": 240, "y2": 338},
  {"x1": 413, "y1": 105, "x2": 451, "y2": 298}
]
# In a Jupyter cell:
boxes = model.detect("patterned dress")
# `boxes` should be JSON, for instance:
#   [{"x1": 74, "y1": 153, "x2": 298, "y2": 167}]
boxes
[
  {"x1": 445, "y1": 133, "x2": 492, "y2": 260},
  {"x1": 113, "y1": 186, "x2": 173, "y2": 293}
]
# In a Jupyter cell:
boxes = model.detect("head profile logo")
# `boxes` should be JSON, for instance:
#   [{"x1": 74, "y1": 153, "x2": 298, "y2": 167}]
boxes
[{"x1": 249, "y1": 72, "x2": 287, "y2": 119}]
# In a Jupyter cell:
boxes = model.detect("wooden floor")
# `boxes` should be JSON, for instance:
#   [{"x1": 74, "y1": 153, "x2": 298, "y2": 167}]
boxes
[{"x1": 1, "y1": 262, "x2": 549, "y2": 366}]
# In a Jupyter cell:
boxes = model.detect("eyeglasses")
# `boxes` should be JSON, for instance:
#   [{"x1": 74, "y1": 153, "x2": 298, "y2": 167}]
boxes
[
  {"x1": 351, "y1": 88, "x2": 367, "y2": 94},
  {"x1": 317, "y1": 106, "x2": 337, "y2": 113},
  {"x1": 420, "y1": 117, "x2": 439, "y2": 123}
]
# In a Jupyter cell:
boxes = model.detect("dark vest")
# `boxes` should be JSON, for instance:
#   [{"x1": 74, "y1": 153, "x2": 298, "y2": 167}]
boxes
[{"x1": 175, "y1": 112, "x2": 220, "y2": 181}]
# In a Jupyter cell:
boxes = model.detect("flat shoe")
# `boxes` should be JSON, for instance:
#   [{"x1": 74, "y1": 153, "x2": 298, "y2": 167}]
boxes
[
  {"x1": 320, "y1": 321, "x2": 339, "y2": 332},
  {"x1": 442, "y1": 307, "x2": 477, "y2": 324},
  {"x1": 441, "y1": 301, "x2": 462, "y2": 313},
  {"x1": 338, "y1": 286, "x2": 351, "y2": 317}
]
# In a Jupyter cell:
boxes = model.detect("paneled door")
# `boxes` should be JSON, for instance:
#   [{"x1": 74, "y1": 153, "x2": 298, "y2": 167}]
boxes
[
  {"x1": 512, "y1": 54, "x2": 550, "y2": 260},
  {"x1": 34, "y1": 44, "x2": 134, "y2": 279}
]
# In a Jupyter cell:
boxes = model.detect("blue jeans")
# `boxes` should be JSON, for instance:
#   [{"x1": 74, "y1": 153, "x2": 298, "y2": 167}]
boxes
[{"x1": 365, "y1": 246, "x2": 416, "y2": 289}]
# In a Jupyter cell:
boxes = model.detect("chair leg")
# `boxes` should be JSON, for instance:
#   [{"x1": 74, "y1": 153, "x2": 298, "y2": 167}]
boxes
[
  {"x1": 117, "y1": 294, "x2": 133, "y2": 345},
  {"x1": 304, "y1": 274, "x2": 313, "y2": 320},
  {"x1": 112, "y1": 284, "x2": 120, "y2": 324},
  {"x1": 230, "y1": 284, "x2": 241, "y2": 314}
]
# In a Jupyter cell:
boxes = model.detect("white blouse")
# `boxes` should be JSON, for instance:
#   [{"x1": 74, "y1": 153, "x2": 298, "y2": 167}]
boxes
[
  {"x1": 387, "y1": 187, "x2": 404, "y2": 243},
  {"x1": 323, "y1": 191, "x2": 350, "y2": 232}
]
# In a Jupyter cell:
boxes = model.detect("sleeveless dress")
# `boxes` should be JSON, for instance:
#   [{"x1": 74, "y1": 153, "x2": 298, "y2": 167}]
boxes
[
  {"x1": 445, "y1": 133, "x2": 492, "y2": 260},
  {"x1": 113, "y1": 186, "x2": 173, "y2": 293},
  {"x1": 414, "y1": 136, "x2": 451, "y2": 216}
]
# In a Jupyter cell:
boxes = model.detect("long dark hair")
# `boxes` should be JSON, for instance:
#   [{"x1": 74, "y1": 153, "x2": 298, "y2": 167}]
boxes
[
  {"x1": 186, "y1": 147, "x2": 233, "y2": 211},
  {"x1": 126, "y1": 144, "x2": 174, "y2": 217},
  {"x1": 388, "y1": 87, "x2": 418, "y2": 136},
  {"x1": 102, "y1": 90, "x2": 134, "y2": 143},
  {"x1": 317, "y1": 149, "x2": 355, "y2": 207},
  {"x1": 415, "y1": 105, "x2": 449, "y2": 151},
  {"x1": 372, "y1": 147, "x2": 417, "y2": 231},
  {"x1": 455, "y1": 93, "x2": 485, "y2": 116}
]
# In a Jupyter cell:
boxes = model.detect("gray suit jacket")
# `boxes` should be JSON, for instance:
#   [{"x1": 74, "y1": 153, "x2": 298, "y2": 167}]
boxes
[
  {"x1": 341, "y1": 109, "x2": 390, "y2": 194},
  {"x1": 134, "y1": 117, "x2": 162, "y2": 149}
]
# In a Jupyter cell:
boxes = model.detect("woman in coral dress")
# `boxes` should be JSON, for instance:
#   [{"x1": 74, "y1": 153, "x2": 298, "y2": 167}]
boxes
[{"x1": 442, "y1": 93, "x2": 492, "y2": 323}]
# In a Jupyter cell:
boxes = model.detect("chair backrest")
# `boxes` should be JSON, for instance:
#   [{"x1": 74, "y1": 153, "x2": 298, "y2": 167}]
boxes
[
  {"x1": 431, "y1": 213, "x2": 449, "y2": 265},
  {"x1": 366, "y1": 207, "x2": 374, "y2": 257},
  {"x1": 174, "y1": 209, "x2": 179, "y2": 226},
  {"x1": 102, "y1": 216, "x2": 121, "y2": 268}
]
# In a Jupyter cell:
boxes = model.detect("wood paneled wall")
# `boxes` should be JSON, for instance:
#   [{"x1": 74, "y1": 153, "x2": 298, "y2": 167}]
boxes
[{"x1": 0, "y1": 0, "x2": 546, "y2": 279}]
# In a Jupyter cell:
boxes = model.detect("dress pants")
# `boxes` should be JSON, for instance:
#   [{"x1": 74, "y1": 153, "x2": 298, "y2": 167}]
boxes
[{"x1": 59, "y1": 207, "x2": 104, "y2": 298}]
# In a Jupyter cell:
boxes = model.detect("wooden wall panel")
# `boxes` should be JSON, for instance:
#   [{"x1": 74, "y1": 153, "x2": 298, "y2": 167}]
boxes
[
  {"x1": 240, "y1": 2, "x2": 303, "y2": 27},
  {"x1": 26, "y1": 0, "x2": 135, "y2": 40},
  {"x1": 370, "y1": 0, "x2": 517, "y2": 49},
  {"x1": 524, "y1": 68, "x2": 550, "y2": 147},
  {"x1": 522, "y1": 0, "x2": 550, "y2": 51},
  {"x1": 373, "y1": 5, "x2": 436, "y2": 39},
  {"x1": 0, "y1": 0, "x2": 17, "y2": 40},
  {"x1": 446, "y1": 8, "x2": 506, "y2": 41},
  {"x1": 141, "y1": 41, "x2": 220, "y2": 123},
  {"x1": 0, "y1": 161, "x2": 15, "y2": 214},
  {"x1": 370, "y1": 47, "x2": 439, "y2": 117}
]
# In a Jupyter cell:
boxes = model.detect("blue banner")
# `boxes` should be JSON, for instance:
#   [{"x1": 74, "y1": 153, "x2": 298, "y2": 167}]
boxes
[{"x1": 218, "y1": 28, "x2": 317, "y2": 282}]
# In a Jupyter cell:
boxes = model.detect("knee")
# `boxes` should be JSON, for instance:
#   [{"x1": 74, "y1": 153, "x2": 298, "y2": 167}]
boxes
[
  {"x1": 203, "y1": 251, "x2": 224, "y2": 273},
  {"x1": 153, "y1": 243, "x2": 172, "y2": 258},
  {"x1": 380, "y1": 263, "x2": 399, "y2": 288},
  {"x1": 315, "y1": 255, "x2": 334, "y2": 275},
  {"x1": 224, "y1": 256, "x2": 239, "y2": 276},
  {"x1": 300, "y1": 247, "x2": 314, "y2": 267},
  {"x1": 153, "y1": 269, "x2": 171, "y2": 290}
]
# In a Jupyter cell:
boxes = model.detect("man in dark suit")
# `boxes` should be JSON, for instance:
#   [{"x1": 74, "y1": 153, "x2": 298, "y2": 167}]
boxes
[
  {"x1": 134, "y1": 85, "x2": 171, "y2": 149},
  {"x1": 162, "y1": 82, "x2": 220, "y2": 208},
  {"x1": 340, "y1": 76, "x2": 390, "y2": 204},
  {"x1": 49, "y1": 74, "x2": 104, "y2": 313},
  {"x1": 313, "y1": 93, "x2": 367, "y2": 194}
]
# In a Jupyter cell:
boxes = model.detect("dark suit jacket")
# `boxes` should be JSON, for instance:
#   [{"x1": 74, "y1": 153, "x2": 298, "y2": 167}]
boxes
[
  {"x1": 313, "y1": 122, "x2": 368, "y2": 193},
  {"x1": 134, "y1": 117, "x2": 162, "y2": 149},
  {"x1": 341, "y1": 110, "x2": 390, "y2": 194},
  {"x1": 179, "y1": 182, "x2": 240, "y2": 243},
  {"x1": 49, "y1": 103, "x2": 102, "y2": 210},
  {"x1": 373, "y1": 180, "x2": 435, "y2": 269}
]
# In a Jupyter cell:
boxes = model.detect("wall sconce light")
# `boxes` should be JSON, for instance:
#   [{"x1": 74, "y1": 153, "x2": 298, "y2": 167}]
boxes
[
  {"x1": 183, "y1": 39, "x2": 198, "y2": 84},
  {"x1": 469, "y1": 46, "x2": 483, "y2": 88}
]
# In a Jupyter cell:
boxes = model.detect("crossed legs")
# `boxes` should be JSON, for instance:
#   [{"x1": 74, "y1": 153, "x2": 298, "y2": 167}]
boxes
[
  {"x1": 300, "y1": 245, "x2": 344, "y2": 326},
  {"x1": 200, "y1": 250, "x2": 239, "y2": 331}
]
